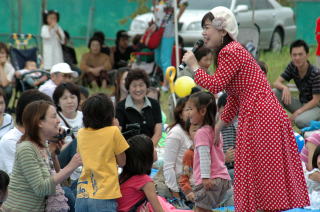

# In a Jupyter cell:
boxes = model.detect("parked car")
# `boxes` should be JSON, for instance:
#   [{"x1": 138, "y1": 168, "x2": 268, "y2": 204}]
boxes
[{"x1": 128, "y1": 0, "x2": 296, "y2": 51}]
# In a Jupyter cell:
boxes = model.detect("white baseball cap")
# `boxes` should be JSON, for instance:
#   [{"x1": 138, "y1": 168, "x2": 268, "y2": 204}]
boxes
[
  {"x1": 210, "y1": 6, "x2": 238, "y2": 41},
  {"x1": 50, "y1": 63, "x2": 78, "y2": 77}
]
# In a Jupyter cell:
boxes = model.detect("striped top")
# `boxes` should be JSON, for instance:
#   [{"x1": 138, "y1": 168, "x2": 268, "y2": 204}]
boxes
[
  {"x1": 221, "y1": 119, "x2": 237, "y2": 169},
  {"x1": 3, "y1": 141, "x2": 56, "y2": 211},
  {"x1": 281, "y1": 62, "x2": 320, "y2": 104}
]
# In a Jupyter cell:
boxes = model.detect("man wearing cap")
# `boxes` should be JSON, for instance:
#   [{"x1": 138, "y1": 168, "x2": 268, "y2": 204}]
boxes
[
  {"x1": 112, "y1": 30, "x2": 134, "y2": 69},
  {"x1": 182, "y1": 6, "x2": 309, "y2": 212},
  {"x1": 39, "y1": 62, "x2": 77, "y2": 98}
]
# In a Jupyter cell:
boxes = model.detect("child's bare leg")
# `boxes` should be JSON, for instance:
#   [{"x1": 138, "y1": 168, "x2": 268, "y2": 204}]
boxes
[{"x1": 194, "y1": 206, "x2": 212, "y2": 212}]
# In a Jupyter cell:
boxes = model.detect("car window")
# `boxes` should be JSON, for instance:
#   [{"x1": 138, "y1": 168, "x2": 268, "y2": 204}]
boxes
[
  {"x1": 255, "y1": 0, "x2": 273, "y2": 10},
  {"x1": 235, "y1": 0, "x2": 252, "y2": 10},
  {"x1": 188, "y1": 0, "x2": 232, "y2": 10}
]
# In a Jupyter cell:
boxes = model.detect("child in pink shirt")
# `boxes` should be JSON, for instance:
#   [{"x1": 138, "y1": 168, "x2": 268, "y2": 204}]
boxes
[
  {"x1": 187, "y1": 91, "x2": 230, "y2": 211},
  {"x1": 117, "y1": 135, "x2": 163, "y2": 212}
]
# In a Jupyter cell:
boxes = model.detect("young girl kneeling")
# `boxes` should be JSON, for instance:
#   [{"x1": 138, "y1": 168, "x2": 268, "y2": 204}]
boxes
[{"x1": 187, "y1": 91, "x2": 231, "y2": 212}]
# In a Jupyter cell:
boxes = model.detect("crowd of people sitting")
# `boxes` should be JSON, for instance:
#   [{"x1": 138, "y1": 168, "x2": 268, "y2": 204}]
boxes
[{"x1": 0, "y1": 7, "x2": 320, "y2": 212}]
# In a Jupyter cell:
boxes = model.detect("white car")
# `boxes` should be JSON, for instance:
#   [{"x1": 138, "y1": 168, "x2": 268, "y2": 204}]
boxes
[{"x1": 129, "y1": 0, "x2": 296, "y2": 51}]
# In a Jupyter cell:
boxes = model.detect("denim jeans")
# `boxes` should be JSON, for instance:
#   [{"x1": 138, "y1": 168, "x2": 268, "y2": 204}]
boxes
[
  {"x1": 274, "y1": 88, "x2": 320, "y2": 129},
  {"x1": 62, "y1": 186, "x2": 76, "y2": 212},
  {"x1": 75, "y1": 198, "x2": 117, "y2": 212}
]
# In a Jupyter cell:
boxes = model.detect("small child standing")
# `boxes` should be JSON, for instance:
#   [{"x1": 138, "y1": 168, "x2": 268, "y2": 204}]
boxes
[
  {"x1": 187, "y1": 92, "x2": 231, "y2": 212},
  {"x1": 75, "y1": 93, "x2": 129, "y2": 212}
]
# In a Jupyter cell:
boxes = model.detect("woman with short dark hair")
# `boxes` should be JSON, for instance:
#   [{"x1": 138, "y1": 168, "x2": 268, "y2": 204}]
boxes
[
  {"x1": 116, "y1": 69, "x2": 162, "y2": 145},
  {"x1": 53, "y1": 82, "x2": 82, "y2": 140}
]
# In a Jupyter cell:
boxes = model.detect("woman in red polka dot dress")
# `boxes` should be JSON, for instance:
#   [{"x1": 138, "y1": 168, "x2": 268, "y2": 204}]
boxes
[{"x1": 182, "y1": 6, "x2": 309, "y2": 212}]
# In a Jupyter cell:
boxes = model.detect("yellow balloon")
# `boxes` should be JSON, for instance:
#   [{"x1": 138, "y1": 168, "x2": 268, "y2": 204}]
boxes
[{"x1": 174, "y1": 76, "x2": 196, "y2": 98}]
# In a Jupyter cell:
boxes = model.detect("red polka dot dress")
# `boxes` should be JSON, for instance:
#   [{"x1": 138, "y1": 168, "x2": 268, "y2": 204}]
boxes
[{"x1": 194, "y1": 41, "x2": 309, "y2": 211}]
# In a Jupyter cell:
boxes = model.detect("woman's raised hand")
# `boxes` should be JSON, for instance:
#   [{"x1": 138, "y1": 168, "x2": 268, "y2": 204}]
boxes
[{"x1": 182, "y1": 51, "x2": 199, "y2": 71}]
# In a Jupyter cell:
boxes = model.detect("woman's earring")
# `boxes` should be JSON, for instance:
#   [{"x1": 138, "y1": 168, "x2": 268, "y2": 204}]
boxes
[{"x1": 221, "y1": 36, "x2": 224, "y2": 45}]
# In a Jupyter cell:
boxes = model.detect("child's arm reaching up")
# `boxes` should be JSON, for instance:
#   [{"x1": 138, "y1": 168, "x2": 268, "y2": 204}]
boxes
[
  {"x1": 142, "y1": 182, "x2": 164, "y2": 212},
  {"x1": 116, "y1": 152, "x2": 126, "y2": 167}
]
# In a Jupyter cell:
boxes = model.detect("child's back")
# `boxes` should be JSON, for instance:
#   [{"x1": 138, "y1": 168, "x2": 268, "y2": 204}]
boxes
[
  {"x1": 77, "y1": 126, "x2": 128, "y2": 199},
  {"x1": 75, "y1": 93, "x2": 129, "y2": 212}
]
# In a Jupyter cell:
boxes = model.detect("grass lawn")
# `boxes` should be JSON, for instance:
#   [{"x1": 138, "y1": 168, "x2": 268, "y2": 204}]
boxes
[{"x1": 75, "y1": 45, "x2": 318, "y2": 125}]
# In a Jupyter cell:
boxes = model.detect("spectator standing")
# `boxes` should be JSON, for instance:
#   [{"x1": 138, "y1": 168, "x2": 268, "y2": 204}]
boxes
[
  {"x1": 76, "y1": 93, "x2": 129, "y2": 212},
  {"x1": 41, "y1": 10, "x2": 65, "y2": 70}
]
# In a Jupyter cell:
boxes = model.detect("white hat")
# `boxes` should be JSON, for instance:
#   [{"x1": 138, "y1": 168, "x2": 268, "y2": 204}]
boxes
[
  {"x1": 50, "y1": 63, "x2": 78, "y2": 78},
  {"x1": 210, "y1": 6, "x2": 238, "y2": 41}
]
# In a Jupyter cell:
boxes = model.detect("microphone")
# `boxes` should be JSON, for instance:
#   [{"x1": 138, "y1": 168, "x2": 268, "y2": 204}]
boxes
[{"x1": 179, "y1": 39, "x2": 204, "y2": 71}]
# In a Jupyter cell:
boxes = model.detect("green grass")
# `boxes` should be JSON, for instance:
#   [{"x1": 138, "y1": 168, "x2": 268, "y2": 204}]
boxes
[{"x1": 75, "y1": 45, "x2": 318, "y2": 125}]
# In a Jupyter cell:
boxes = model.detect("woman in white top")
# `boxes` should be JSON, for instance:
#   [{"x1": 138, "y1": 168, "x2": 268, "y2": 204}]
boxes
[
  {"x1": 41, "y1": 10, "x2": 65, "y2": 70},
  {"x1": 163, "y1": 97, "x2": 192, "y2": 200},
  {"x1": 52, "y1": 82, "x2": 83, "y2": 142}
]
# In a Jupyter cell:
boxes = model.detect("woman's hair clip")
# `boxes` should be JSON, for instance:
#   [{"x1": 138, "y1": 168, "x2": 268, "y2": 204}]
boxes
[{"x1": 212, "y1": 17, "x2": 227, "y2": 30}]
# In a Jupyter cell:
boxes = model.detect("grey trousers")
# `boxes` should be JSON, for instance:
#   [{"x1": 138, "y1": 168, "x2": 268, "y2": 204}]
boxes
[{"x1": 274, "y1": 88, "x2": 320, "y2": 129}]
